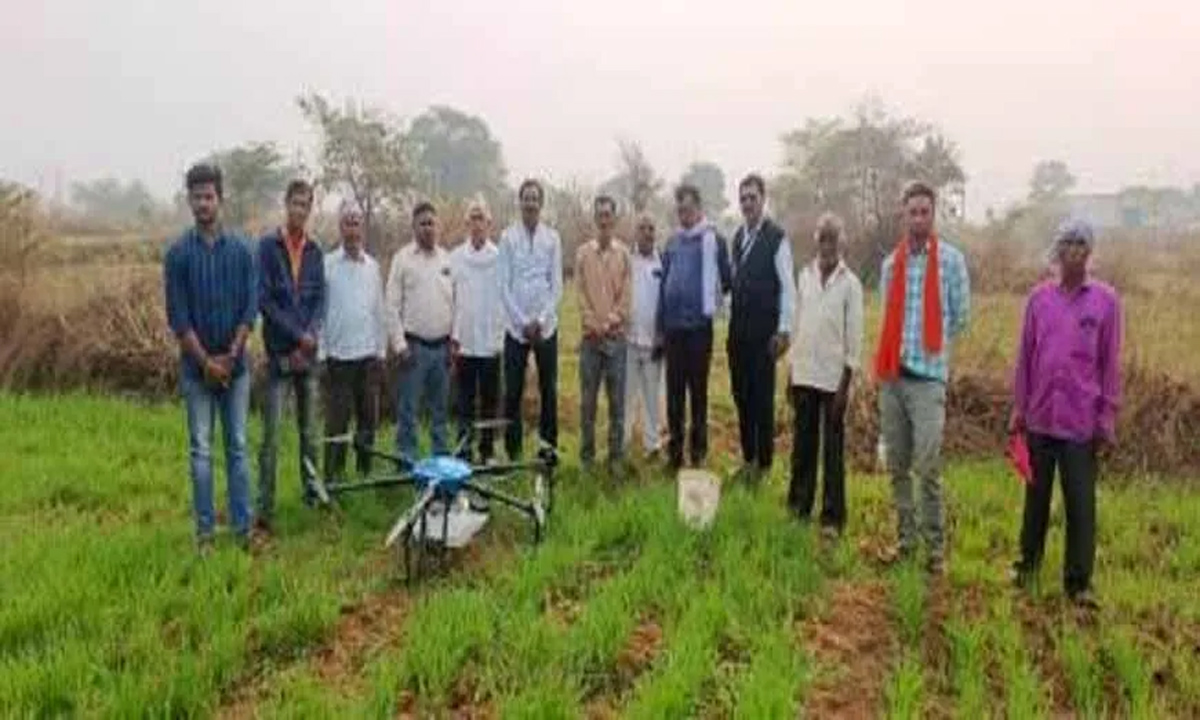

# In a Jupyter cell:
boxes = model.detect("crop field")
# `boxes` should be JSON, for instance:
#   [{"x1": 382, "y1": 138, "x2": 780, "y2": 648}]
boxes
[{"x1": 4, "y1": 269, "x2": 1200, "y2": 718}]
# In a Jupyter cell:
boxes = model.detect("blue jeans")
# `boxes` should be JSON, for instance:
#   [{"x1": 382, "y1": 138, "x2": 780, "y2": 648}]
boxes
[
  {"x1": 579, "y1": 336, "x2": 627, "y2": 463},
  {"x1": 258, "y1": 366, "x2": 319, "y2": 519},
  {"x1": 396, "y1": 339, "x2": 451, "y2": 458},
  {"x1": 182, "y1": 370, "x2": 253, "y2": 539}
]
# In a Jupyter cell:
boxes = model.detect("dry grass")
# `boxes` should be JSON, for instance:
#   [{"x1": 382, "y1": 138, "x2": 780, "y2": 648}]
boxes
[{"x1": 4, "y1": 219, "x2": 1200, "y2": 476}]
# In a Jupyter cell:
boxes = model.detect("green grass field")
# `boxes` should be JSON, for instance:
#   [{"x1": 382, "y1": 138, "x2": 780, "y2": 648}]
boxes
[
  {"x1": 4, "y1": 276, "x2": 1200, "y2": 718},
  {"x1": 3, "y1": 390, "x2": 1200, "y2": 718}
]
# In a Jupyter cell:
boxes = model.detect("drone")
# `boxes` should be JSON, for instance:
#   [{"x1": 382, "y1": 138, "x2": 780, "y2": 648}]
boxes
[{"x1": 303, "y1": 419, "x2": 557, "y2": 583}]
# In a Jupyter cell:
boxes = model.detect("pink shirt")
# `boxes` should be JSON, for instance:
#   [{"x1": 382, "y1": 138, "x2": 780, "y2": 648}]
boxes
[{"x1": 1013, "y1": 279, "x2": 1122, "y2": 443}]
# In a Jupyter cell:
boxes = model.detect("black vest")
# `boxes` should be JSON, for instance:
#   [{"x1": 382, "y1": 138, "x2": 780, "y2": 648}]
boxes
[{"x1": 730, "y1": 218, "x2": 784, "y2": 342}]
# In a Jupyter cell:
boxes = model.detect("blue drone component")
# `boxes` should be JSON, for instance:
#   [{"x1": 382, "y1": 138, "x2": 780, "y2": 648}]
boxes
[{"x1": 409, "y1": 455, "x2": 473, "y2": 495}]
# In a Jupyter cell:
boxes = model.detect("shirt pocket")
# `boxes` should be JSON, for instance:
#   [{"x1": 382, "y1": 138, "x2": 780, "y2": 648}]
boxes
[{"x1": 1071, "y1": 314, "x2": 1102, "y2": 364}]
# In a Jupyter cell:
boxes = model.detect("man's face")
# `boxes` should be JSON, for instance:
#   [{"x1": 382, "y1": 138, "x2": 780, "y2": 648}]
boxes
[
  {"x1": 1058, "y1": 237, "x2": 1090, "y2": 275},
  {"x1": 594, "y1": 202, "x2": 615, "y2": 238},
  {"x1": 468, "y1": 209, "x2": 488, "y2": 240},
  {"x1": 817, "y1": 229, "x2": 840, "y2": 267},
  {"x1": 739, "y1": 184, "x2": 764, "y2": 224},
  {"x1": 676, "y1": 196, "x2": 700, "y2": 228},
  {"x1": 414, "y1": 210, "x2": 437, "y2": 248},
  {"x1": 635, "y1": 219, "x2": 656, "y2": 254},
  {"x1": 188, "y1": 183, "x2": 220, "y2": 226},
  {"x1": 286, "y1": 191, "x2": 313, "y2": 231},
  {"x1": 904, "y1": 195, "x2": 935, "y2": 240},
  {"x1": 520, "y1": 186, "x2": 542, "y2": 225},
  {"x1": 340, "y1": 213, "x2": 364, "y2": 251}
]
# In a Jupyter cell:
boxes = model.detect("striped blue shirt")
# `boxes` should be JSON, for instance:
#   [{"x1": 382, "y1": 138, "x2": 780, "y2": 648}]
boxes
[
  {"x1": 163, "y1": 226, "x2": 258, "y2": 380},
  {"x1": 878, "y1": 239, "x2": 970, "y2": 382}
]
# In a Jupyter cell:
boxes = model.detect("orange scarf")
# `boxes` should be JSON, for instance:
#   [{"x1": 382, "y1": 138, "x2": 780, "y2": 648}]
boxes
[
  {"x1": 874, "y1": 234, "x2": 942, "y2": 381},
  {"x1": 283, "y1": 228, "x2": 305, "y2": 287}
]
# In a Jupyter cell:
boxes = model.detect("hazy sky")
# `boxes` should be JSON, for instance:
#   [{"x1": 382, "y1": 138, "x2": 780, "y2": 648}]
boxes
[{"x1": 3, "y1": 0, "x2": 1198, "y2": 221}]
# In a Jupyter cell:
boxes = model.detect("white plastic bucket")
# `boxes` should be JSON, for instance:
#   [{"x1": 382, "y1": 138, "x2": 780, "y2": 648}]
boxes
[{"x1": 677, "y1": 469, "x2": 720, "y2": 530}]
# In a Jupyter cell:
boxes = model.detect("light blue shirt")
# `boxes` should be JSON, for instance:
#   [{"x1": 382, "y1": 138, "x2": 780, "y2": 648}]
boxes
[
  {"x1": 318, "y1": 246, "x2": 388, "y2": 361},
  {"x1": 497, "y1": 221, "x2": 563, "y2": 342},
  {"x1": 878, "y1": 238, "x2": 971, "y2": 382}
]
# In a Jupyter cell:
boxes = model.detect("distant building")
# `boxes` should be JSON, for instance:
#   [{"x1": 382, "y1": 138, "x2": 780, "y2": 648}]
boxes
[{"x1": 1065, "y1": 188, "x2": 1200, "y2": 232}]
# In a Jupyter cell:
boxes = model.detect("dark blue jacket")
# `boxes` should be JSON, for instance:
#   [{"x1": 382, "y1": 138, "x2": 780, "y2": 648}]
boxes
[{"x1": 257, "y1": 228, "x2": 325, "y2": 365}]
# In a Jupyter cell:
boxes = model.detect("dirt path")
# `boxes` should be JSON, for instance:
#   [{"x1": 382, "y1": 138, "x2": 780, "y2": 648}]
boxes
[{"x1": 797, "y1": 580, "x2": 898, "y2": 719}]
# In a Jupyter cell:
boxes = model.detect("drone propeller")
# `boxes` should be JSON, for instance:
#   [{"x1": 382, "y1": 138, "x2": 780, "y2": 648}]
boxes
[
  {"x1": 302, "y1": 454, "x2": 331, "y2": 504},
  {"x1": 384, "y1": 486, "x2": 437, "y2": 548}
]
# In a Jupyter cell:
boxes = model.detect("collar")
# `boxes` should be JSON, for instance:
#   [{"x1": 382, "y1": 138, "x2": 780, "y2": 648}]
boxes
[
  {"x1": 466, "y1": 236, "x2": 491, "y2": 252},
  {"x1": 191, "y1": 224, "x2": 227, "y2": 246},
  {"x1": 338, "y1": 245, "x2": 367, "y2": 263},
  {"x1": 1057, "y1": 274, "x2": 1093, "y2": 293},
  {"x1": 809, "y1": 256, "x2": 846, "y2": 277},
  {"x1": 280, "y1": 226, "x2": 307, "y2": 246},
  {"x1": 592, "y1": 237, "x2": 617, "y2": 252},
  {"x1": 743, "y1": 216, "x2": 767, "y2": 237},
  {"x1": 413, "y1": 241, "x2": 439, "y2": 257}
]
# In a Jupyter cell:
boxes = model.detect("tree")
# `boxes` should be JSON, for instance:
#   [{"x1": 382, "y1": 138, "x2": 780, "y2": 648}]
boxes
[
  {"x1": 203, "y1": 142, "x2": 295, "y2": 230},
  {"x1": 408, "y1": 105, "x2": 508, "y2": 207},
  {"x1": 771, "y1": 97, "x2": 967, "y2": 281},
  {"x1": 679, "y1": 161, "x2": 728, "y2": 218},
  {"x1": 69, "y1": 178, "x2": 164, "y2": 228},
  {"x1": 598, "y1": 138, "x2": 664, "y2": 214},
  {"x1": 297, "y1": 92, "x2": 419, "y2": 255},
  {"x1": 1028, "y1": 160, "x2": 1076, "y2": 205}
]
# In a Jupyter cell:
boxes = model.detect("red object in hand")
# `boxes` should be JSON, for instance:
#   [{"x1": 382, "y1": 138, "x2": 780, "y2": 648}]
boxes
[{"x1": 1006, "y1": 433, "x2": 1032, "y2": 486}]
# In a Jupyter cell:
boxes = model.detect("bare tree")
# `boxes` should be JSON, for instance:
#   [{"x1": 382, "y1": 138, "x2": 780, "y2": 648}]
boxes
[{"x1": 297, "y1": 92, "x2": 420, "y2": 256}]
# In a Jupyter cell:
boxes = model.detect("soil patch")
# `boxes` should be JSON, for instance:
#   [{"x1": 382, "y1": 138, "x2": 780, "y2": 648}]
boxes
[{"x1": 798, "y1": 580, "x2": 897, "y2": 719}]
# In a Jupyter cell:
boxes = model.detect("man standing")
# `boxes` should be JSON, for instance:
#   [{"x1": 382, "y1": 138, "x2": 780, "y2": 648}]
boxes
[
  {"x1": 163, "y1": 163, "x2": 257, "y2": 552},
  {"x1": 450, "y1": 201, "x2": 505, "y2": 464},
  {"x1": 626, "y1": 212, "x2": 665, "y2": 459},
  {"x1": 498, "y1": 179, "x2": 563, "y2": 460},
  {"x1": 576, "y1": 195, "x2": 632, "y2": 468},
  {"x1": 257, "y1": 180, "x2": 325, "y2": 531},
  {"x1": 386, "y1": 201, "x2": 455, "y2": 459},
  {"x1": 1009, "y1": 219, "x2": 1121, "y2": 609},
  {"x1": 788, "y1": 213, "x2": 863, "y2": 538},
  {"x1": 728, "y1": 174, "x2": 796, "y2": 480},
  {"x1": 874, "y1": 181, "x2": 970, "y2": 573},
  {"x1": 319, "y1": 200, "x2": 387, "y2": 481},
  {"x1": 657, "y1": 184, "x2": 732, "y2": 471}
]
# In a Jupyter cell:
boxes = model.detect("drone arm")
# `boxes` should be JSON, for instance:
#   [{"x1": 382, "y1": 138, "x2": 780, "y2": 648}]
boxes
[{"x1": 384, "y1": 486, "x2": 437, "y2": 548}]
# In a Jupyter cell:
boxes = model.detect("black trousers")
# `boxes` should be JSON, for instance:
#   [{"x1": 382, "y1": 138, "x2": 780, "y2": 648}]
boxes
[
  {"x1": 787, "y1": 385, "x2": 847, "y2": 529},
  {"x1": 503, "y1": 332, "x2": 558, "y2": 459},
  {"x1": 1018, "y1": 433, "x2": 1098, "y2": 596},
  {"x1": 456, "y1": 355, "x2": 501, "y2": 462},
  {"x1": 322, "y1": 358, "x2": 381, "y2": 480},
  {"x1": 728, "y1": 333, "x2": 777, "y2": 469},
  {"x1": 664, "y1": 323, "x2": 713, "y2": 467}
]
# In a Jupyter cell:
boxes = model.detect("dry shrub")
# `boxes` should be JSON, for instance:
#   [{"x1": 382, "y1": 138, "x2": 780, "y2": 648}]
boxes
[
  {"x1": 0, "y1": 270, "x2": 177, "y2": 396},
  {"x1": 841, "y1": 366, "x2": 1200, "y2": 478}
]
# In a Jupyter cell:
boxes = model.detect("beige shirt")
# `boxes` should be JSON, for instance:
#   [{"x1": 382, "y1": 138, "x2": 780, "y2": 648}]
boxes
[
  {"x1": 575, "y1": 238, "x2": 632, "y2": 337},
  {"x1": 789, "y1": 258, "x2": 864, "y2": 392},
  {"x1": 384, "y1": 241, "x2": 454, "y2": 354}
]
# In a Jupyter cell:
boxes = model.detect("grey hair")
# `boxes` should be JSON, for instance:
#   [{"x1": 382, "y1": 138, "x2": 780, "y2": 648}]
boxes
[{"x1": 814, "y1": 212, "x2": 845, "y2": 240}]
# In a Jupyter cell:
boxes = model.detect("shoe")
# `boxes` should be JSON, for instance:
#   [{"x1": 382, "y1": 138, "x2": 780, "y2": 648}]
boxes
[
  {"x1": 926, "y1": 555, "x2": 945, "y2": 576},
  {"x1": 1068, "y1": 589, "x2": 1100, "y2": 610},
  {"x1": 196, "y1": 535, "x2": 215, "y2": 556},
  {"x1": 235, "y1": 533, "x2": 252, "y2": 553},
  {"x1": 820, "y1": 525, "x2": 841, "y2": 543},
  {"x1": 254, "y1": 516, "x2": 273, "y2": 537},
  {"x1": 883, "y1": 545, "x2": 915, "y2": 566},
  {"x1": 1010, "y1": 561, "x2": 1037, "y2": 589}
]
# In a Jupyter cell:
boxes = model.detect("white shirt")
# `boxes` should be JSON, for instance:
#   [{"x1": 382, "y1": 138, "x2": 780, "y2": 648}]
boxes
[
  {"x1": 497, "y1": 221, "x2": 563, "y2": 343},
  {"x1": 789, "y1": 257, "x2": 864, "y2": 392},
  {"x1": 318, "y1": 246, "x2": 388, "y2": 361},
  {"x1": 316, "y1": 247, "x2": 386, "y2": 362},
  {"x1": 384, "y1": 242, "x2": 454, "y2": 354},
  {"x1": 734, "y1": 218, "x2": 797, "y2": 335},
  {"x1": 450, "y1": 238, "x2": 505, "y2": 357},
  {"x1": 628, "y1": 249, "x2": 662, "y2": 348}
]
